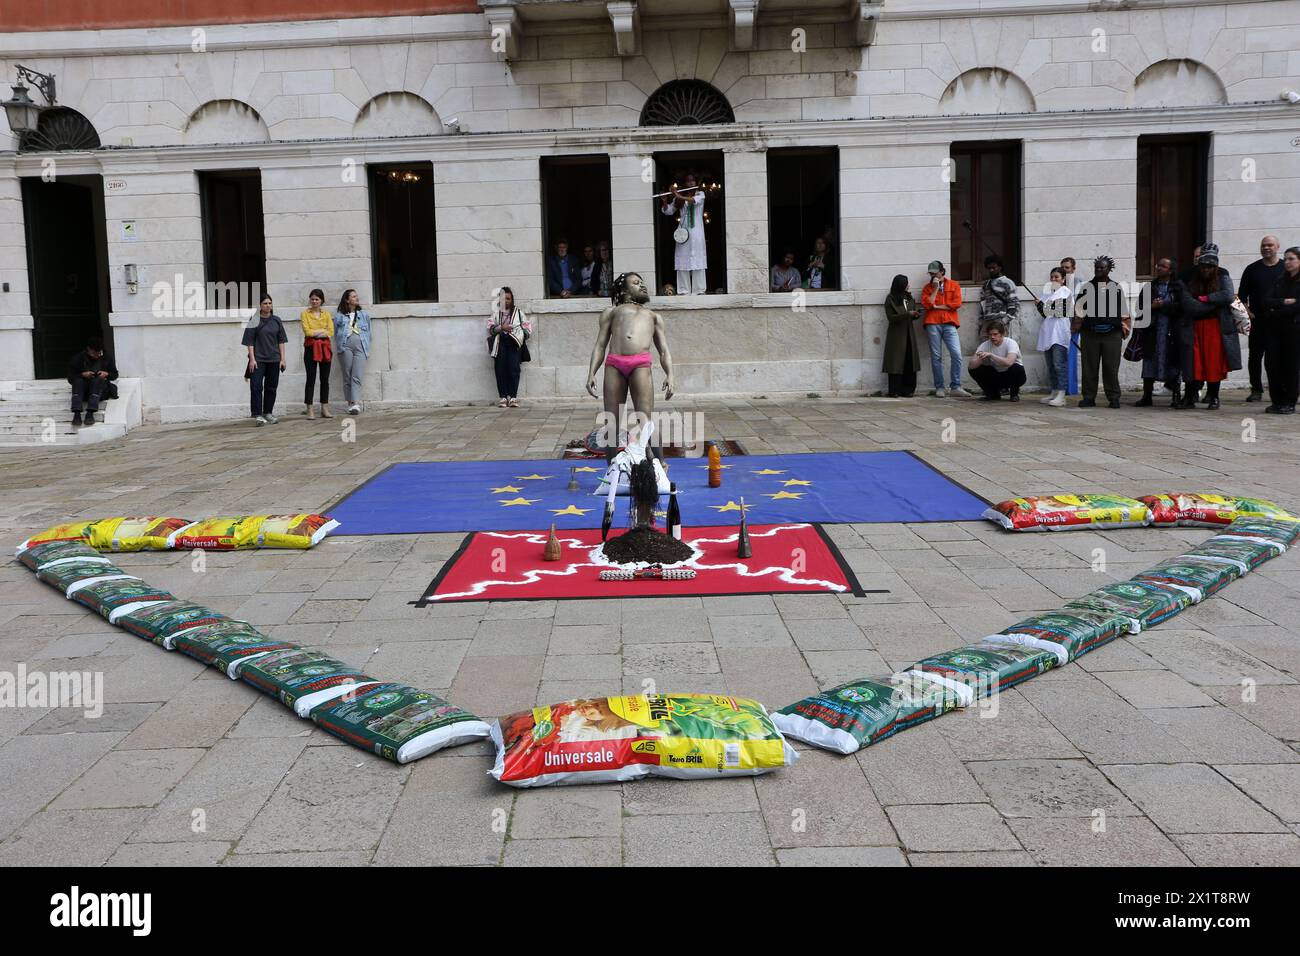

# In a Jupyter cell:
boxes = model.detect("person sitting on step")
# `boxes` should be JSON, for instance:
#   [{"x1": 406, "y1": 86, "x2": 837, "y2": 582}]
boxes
[{"x1": 68, "y1": 336, "x2": 118, "y2": 428}]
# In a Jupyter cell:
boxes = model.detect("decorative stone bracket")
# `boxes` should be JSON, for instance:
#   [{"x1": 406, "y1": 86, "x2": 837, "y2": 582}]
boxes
[
  {"x1": 607, "y1": 1, "x2": 640, "y2": 56},
  {"x1": 854, "y1": 0, "x2": 884, "y2": 46},
  {"x1": 729, "y1": 0, "x2": 759, "y2": 51},
  {"x1": 483, "y1": 4, "x2": 521, "y2": 60}
]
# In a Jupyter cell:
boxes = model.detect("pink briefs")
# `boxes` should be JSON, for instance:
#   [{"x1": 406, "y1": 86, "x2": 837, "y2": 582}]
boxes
[{"x1": 605, "y1": 352, "x2": 653, "y2": 377}]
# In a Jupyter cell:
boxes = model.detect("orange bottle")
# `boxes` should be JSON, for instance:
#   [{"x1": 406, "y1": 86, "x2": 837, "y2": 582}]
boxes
[{"x1": 707, "y1": 441, "x2": 722, "y2": 488}]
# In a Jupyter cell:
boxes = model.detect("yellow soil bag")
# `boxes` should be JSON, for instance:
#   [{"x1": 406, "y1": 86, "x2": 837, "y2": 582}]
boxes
[
  {"x1": 168, "y1": 513, "x2": 337, "y2": 550},
  {"x1": 88, "y1": 516, "x2": 194, "y2": 552}
]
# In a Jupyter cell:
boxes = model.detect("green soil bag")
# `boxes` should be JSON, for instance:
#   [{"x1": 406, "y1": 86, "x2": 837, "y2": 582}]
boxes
[
  {"x1": 17, "y1": 539, "x2": 108, "y2": 572},
  {"x1": 309, "y1": 682, "x2": 491, "y2": 764},
  {"x1": 1184, "y1": 535, "x2": 1279, "y2": 574},
  {"x1": 116, "y1": 600, "x2": 231, "y2": 646},
  {"x1": 908, "y1": 640, "x2": 1057, "y2": 703},
  {"x1": 1132, "y1": 555, "x2": 1241, "y2": 603},
  {"x1": 1215, "y1": 516, "x2": 1298, "y2": 550},
  {"x1": 239, "y1": 648, "x2": 374, "y2": 717},
  {"x1": 984, "y1": 608, "x2": 1130, "y2": 665},
  {"x1": 172, "y1": 621, "x2": 296, "y2": 675},
  {"x1": 36, "y1": 561, "x2": 130, "y2": 594},
  {"x1": 1065, "y1": 579, "x2": 1192, "y2": 633},
  {"x1": 67, "y1": 578, "x2": 174, "y2": 623},
  {"x1": 773, "y1": 673, "x2": 964, "y2": 754}
]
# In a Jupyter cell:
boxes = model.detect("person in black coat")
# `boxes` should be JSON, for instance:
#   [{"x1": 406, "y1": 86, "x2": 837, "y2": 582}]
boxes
[
  {"x1": 1177, "y1": 243, "x2": 1240, "y2": 410},
  {"x1": 1136, "y1": 257, "x2": 1183, "y2": 407},
  {"x1": 1262, "y1": 246, "x2": 1300, "y2": 415},
  {"x1": 67, "y1": 336, "x2": 118, "y2": 427}
]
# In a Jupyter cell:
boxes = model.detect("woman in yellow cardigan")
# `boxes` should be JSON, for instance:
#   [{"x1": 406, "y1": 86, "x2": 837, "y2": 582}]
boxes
[{"x1": 300, "y1": 288, "x2": 333, "y2": 418}]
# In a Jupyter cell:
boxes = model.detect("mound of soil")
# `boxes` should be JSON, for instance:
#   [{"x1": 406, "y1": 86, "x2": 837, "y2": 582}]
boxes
[{"x1": 602, "y1": 525, "x2": 694, "y2": 565}]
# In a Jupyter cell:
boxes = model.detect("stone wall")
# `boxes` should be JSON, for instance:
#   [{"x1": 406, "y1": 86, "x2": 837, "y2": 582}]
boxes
[{"x1": 0, "y1": 0, "x2": 1297, "y2": 416}]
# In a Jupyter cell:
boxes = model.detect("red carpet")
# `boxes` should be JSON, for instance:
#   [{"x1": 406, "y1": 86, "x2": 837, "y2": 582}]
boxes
[{"x1": 418, "y1": 523, "x2": 870, "y2": 604}]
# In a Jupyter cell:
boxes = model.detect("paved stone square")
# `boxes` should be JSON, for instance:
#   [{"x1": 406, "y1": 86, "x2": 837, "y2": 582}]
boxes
[{"x1": 2, "y1": 395, "x2": 1298, "y2": 866}]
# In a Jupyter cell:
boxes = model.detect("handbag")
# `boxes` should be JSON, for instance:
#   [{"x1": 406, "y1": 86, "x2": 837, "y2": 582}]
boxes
[
  {"x1": 1230, "y1": 296, "x2": 1251, "y2": 335},
  {"x1": 1122, "y1": 334, "x2": 1144, "y2": 363}
]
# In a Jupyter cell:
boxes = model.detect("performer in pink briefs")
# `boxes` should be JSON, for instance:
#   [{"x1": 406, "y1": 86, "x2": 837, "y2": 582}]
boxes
[{"x1": 585, "y1": 272, "x2": 675, "y2": 462}]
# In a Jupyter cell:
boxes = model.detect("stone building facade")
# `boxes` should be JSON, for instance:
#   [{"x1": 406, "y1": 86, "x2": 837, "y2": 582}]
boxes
[{"x1": 1, "y1": 0, "x2": 1298, "y2": 421}]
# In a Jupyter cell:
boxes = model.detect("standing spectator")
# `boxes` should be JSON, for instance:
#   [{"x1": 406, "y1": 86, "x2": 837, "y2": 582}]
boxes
[
  {"x1": 806, "y1": 237, "x2": 830, "y2": 290},
  {"x1": 68, "y1": 336, "x2": 118, "y2": 427},
  {"x1": 979, "y1": 255, "x2": 1020, "y2": 338},
  {"x1": 578, "y1": 244, "x2": 599, "y2": 296},
  {"x1": 243, "y1": 294, "x2": 287, "y2": 426},
  {"x1": 660, "y1": 174, "x2": 707, "y2": 294},
  {"x1": 488, "y1": 286, "x2": 532, "y2": 408},
  {"x1": 300, "y1": 287, "x2": 333, "y2": 419},
  {"x1": 883, "y1": 274, "x2": 923, "y2": 397},
  {"x1": 969, "y1": 319, "x2": 1026, "y2": 401},
  {"x1": 770, "y1": 250, "x2": 801, "y2": 292},
  {"x1": 1060, "y1": 257, "x2": 1083, "y2": 296},
  {"x1": 1179, "y1": 243, "x2": 1239, "y2": 410},
  {"x1": 1263, "y1": 246, "x2": 1300, "y2": 415},
  {"x1": 546, "y1": 238, "x2": 580, "y2": 298},
  {"x1": 1072, "y1": 255, "x2": 1131, "y2": 408},
  {"x1": 1135, "y1": 258, "x2": 1183, "y2": 407},
  {"x1": 1036, "y1": 267, "x2": 1073, "y2": 407},
  {"x1": 920, "y1": 260, "x2": 970, "y2": 397},
  {"x1": 597, "y1": 241, "x2": 614, "y2": 299},
  {"x1": 1238, "y1": 235, "x2": 1284, "y2": 402},
  {"x1": 334, "y1": 289, "x2": 372, "y2": 415}
]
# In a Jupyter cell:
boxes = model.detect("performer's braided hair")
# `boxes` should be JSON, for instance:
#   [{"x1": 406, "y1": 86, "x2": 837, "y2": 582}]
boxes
[{"x1": 611, "y1": 272, "x2": 641, "y2": 305}]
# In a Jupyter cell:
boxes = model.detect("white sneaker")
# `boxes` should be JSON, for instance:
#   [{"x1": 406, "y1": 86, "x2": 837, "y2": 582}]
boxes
[
  {"x1": 934, "y1": 388, "x2": 946, "y2": 398},
  {"x1": 1039, "y1": 391, "x2": 1057, "y2": 404},
  {"x1": 255, "y1": 415, "x2": 267, "y2": 426},
  {"x1": 348, "y1": 404, "x2": 360, "y2": 415},
  {"x1": 1048, "y1": 392, "x2": 1066, "y2": 407},
  {"x1": 950, "y1": 387, "x2": 972, "y2": 398},
  {"x1": 265, "y1": 413, "x2": 278, "y2": 424}
]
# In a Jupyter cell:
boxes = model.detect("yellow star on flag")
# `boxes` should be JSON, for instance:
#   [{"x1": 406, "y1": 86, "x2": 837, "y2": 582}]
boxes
[
  {"x1": 752, "y1": 468, "x2": 786, "y2": 475},
  {"x1": 764, "y1": 491, "x2": 805, "y2": 500},
  {"x1": 498, "y1": 497, "x2": 540, "y2": 506},
  {"x1": 782, "y1": 479, "x2": 812, "y2": 486},
  {"x1": 572, "y1": 466, "x2": 601, "y2": 473},
  {"x1": 549, "y1": 504, "x2": 591, "y2": 516},
  {"x1": 515, "y1": 474, "x2": 552, "y2": 481},
  {"x1": 490, "y1": 485, "x2": 523, "y2": 494},
  {"x1": 709, "y1": 500, "x2": 752, "y2": 513}
]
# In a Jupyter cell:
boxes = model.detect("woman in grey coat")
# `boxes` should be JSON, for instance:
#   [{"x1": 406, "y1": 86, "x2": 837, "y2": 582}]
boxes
[
  {"x1": 1177, "y1": 244, "x2": 1240, "y2": 410},
  {"x1": 333, "y1": 289, "x2": 372, "y2": 415}
]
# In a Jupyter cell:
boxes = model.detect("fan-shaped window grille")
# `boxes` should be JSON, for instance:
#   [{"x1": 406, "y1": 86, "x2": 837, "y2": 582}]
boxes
[
  {"x1": 640, "y1": 80, "x2": 734, "y2": 127},
  {"x1": 19, "y1": 107, "x2": 101, "y2": 152}
]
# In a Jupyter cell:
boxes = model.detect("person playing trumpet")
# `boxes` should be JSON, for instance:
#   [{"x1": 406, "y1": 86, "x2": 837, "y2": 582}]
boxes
[{"x1": 660, "y1": 173, "x2": 708, "y2": 295}]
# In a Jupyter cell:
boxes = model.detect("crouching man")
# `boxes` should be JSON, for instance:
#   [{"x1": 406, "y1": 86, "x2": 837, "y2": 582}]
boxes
[
  {"x1": 968, "y1": 319, "x2": 1027, "y2": 401},
  {"x1": 68, "y1": 336, "x2": 118, "y2": 427}
]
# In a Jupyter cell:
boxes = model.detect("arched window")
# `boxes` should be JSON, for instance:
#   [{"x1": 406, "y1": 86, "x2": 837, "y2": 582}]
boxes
[
  {"x1": 19, "y1": 107, "x2": 100, "y2": 152},
  {"x1": 640, "y1": 80, "x2": 734, "y2": 127}
]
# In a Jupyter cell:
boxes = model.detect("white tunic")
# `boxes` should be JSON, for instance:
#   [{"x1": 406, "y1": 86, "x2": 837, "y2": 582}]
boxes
[{"x1": 663, "y1": 191, "x2": 707, "y2": 272}]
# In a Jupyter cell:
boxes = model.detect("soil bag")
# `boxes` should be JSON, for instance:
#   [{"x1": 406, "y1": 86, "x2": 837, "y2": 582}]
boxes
[
  {"x1": 984, "y1": 609, "x2": 1135, "y2": 665},
  {"x1": 37, "y1": 561, "x2": 130, "y2": 594},
  {"x1": 88, "y1": 516, "x2": 195, "y2": 552},
  {"x1": 239, "y1": 648, "x2": 374, "y2": 716},
  {"x1": 68, "y1": 577, "x2": 174, "y2": 622},
  {"x1": 490, "y1": 694, "x2": 797, "y2": 787},
  {"x1": 1065, "y1": 579, "x2": 1192, "y2": 633},
  {"x1": 1184, "y1": 535, "x2": 1280, "y2": 574},
  {"x1": 171, "y1": 621, "x2": 294, "y2": 672},
  {"x1": 982, "y1": 494, "x2": 1150, "y2": 532},
  {"x1": 17, "y1": 520, "x2": 98, "y2": 551},
  {"x1": 310, "y1": 683, "x2": 490, "y2": 764},
  {"x1": 773, "y1": 673, "x2": 964, "y2": 754},
  {"x1": 254, "y1": 513, "x2": 339, "y2": 548},
  {"x1": 1139, "y1": 493, "x2": 1294, "y2": 528},
  {"x1": 1216, "y1": 516, "x2": 1300, "y2": 550},
  {"x1": 116, "y1": 600, "x2": 230, "y2": 646},
  {"x1": 908, "y1": 640, "x2": 1057, "y2": 704},
  {"x1": 17, "y1": 539, "x2": 109, "y2": 572},
  {"x1": 1131, "y1": 556, "x2": 1242, "y2": 603}
]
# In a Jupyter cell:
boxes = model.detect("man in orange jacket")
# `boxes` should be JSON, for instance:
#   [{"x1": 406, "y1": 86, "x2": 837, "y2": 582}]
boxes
[{"x1": 920, "y1": 260, "x2": 971, "y2": 397}]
